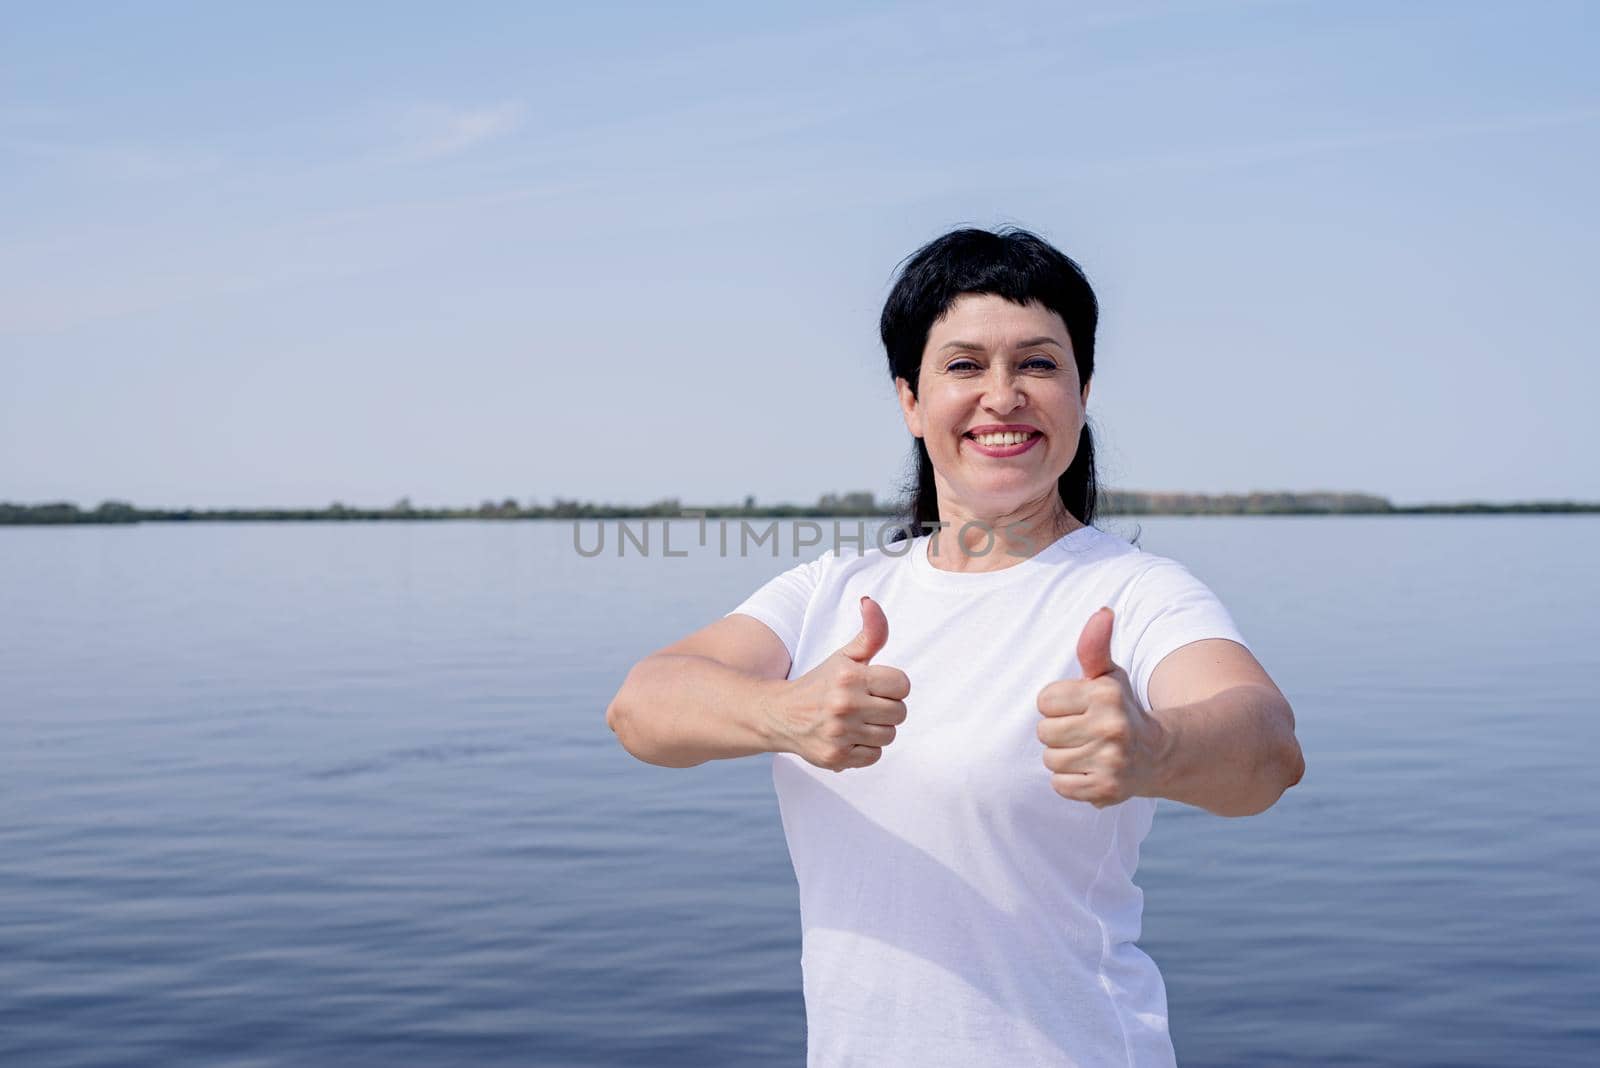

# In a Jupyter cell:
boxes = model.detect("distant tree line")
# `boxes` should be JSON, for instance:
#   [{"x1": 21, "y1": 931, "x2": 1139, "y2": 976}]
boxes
[
  {"x1": 4, "y1": 491, "x2": 1598, "y2": 525},
  {"x1": 0, "y1": 500, "x2": 141, "y2": 524},
  {"x1": 1099, "y1": 490, "x2": 1396, "y2": 515}
]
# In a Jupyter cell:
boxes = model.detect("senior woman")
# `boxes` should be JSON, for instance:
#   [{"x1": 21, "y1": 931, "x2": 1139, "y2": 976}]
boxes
[{"x1": 605, "y1": 227, "x2": 1306, "y2": 1067}]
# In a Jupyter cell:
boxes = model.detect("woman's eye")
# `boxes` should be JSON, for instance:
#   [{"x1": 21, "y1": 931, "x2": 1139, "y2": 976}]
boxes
[{"x1": 945, "y1": 357, "x2": 1055, "y2": 372}]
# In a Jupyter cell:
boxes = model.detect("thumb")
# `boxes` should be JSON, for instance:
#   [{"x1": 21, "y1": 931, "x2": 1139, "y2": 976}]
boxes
[
  {"x1": 838, "y1": 595, "x2": 888, "y2": 663},
  {"x1": 1076, "y1": 606, "x2": 1119, "y2": 679}
]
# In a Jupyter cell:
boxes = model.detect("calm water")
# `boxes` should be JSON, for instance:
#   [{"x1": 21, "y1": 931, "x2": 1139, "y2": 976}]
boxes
[{"x1": 2, "y1": 516, "x2": 1597, "y2": 1067}]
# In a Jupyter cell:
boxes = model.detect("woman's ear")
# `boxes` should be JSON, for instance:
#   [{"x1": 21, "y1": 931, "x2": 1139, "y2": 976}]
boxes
[
  {"x1": 895, "y1": 376, "x2": 923, "y2": 438},
  {"x1": 1081, "y1": 378, "x2": 1092, "y2": 410}
]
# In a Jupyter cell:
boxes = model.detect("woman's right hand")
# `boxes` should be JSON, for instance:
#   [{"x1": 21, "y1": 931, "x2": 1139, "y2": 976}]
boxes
[{"x1": 769, "y1": 596, "x2": 910, "y2": 772}]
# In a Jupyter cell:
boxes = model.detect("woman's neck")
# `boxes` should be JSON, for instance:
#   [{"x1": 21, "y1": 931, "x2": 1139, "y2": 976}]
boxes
[{"x1": 924, "y1": 493, "x2": 1082, "y2": 574}]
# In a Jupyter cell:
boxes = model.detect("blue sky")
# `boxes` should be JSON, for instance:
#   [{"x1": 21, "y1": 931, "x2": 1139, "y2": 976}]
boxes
[{"x1": 2, "y1": 0, "x2": 1595, "y2": 509}]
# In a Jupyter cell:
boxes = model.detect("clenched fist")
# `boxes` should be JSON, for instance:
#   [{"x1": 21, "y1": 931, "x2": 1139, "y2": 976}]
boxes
[
  {"x1": 1036, "y1": 607, "x2": 1163, "y2": 809},
  {"x1": 770, "y1": 595, "x2": 910, "y2": 773}
]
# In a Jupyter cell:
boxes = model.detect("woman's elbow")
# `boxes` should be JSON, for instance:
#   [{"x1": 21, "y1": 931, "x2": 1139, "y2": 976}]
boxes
[
  {"x1": 605, "y1": 692, "x2": 630, "y2": 744},
  {"x1": 1239, "y1": 704, "x2": 1304, "y2": 817},
  {"x1": 605, "y1": 661, "x2": 690, "y2": 768},
  {"x1": 1265, "y1": 710, "x2": 1306, "y2": 807},
  {"x1": 1220, "y1": 741, "x2": 1303, "y2": 819},
  {"x1": 605, "y1": 664, "x2": 648, "y2": 759},
  {"x1": 1284, "y1": 737, "x2": 1306, "y2": 790}
]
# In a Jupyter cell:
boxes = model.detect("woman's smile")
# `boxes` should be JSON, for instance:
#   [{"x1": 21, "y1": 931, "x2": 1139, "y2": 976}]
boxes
[{"x1": 964, "y1": 424, "x2": 1044, "y2": 457}]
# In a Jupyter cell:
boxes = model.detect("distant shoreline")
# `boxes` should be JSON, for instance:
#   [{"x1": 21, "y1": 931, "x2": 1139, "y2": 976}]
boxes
[{"x1": 4, "y1": 493, "x2": 1598, "y2": 526}]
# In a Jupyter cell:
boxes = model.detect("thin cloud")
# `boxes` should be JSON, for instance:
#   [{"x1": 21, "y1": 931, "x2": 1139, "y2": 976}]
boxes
[{"x1": 403, "y1": 102, "x2": 523, "y2": 161}]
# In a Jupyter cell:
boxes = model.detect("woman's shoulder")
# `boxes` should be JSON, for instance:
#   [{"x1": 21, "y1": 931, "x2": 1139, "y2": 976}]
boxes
[
  {"x1": 805, "y1": 535, "x2": 916, "y2": 580},
  {"x1": 1073, "y1": 528, "x2": 1240, "y2": 617},
  {"x1": 1048, "y1": 524, "x2": 1214, "y2": 593}
]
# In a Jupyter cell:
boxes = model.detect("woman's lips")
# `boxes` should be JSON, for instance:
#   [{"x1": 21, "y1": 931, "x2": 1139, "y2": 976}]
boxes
[{"x1": 963, "y1": 432, "x2": 1042, "y2": 458}]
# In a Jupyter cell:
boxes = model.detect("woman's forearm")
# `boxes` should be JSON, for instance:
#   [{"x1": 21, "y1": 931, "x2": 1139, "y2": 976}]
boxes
[
  {"x1": 1145, "y1": 684, "x2": 1305, "y2": 817},
  {"x1": 606, "y1": 654, "x2": 787, "y2": 768}
]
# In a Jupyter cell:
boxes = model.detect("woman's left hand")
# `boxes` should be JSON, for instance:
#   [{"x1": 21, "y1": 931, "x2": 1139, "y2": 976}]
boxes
[{"x1": 1035, "y1": 607, "x2": 1167, "y2": 809}]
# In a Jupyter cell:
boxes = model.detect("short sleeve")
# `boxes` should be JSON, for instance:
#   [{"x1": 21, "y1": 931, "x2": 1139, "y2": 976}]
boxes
[
  {"x1": 1110, "y1": 558, "x2": 1252, "y2": 712},
  {"x1": 723, "y1": 553, "x2": 831, "y2": 667}
]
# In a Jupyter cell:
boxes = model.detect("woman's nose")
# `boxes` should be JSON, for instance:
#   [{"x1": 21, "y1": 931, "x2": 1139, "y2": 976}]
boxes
[{"x1": 981, "y1": 371, "x2": 1026, "y2": 412}]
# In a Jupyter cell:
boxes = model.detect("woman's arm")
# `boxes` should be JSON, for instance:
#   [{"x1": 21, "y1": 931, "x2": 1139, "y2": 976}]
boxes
[
  {"x1": 1143, "y1": 638, "x2": 1305, "y2": 817},
  {"x1": 605, "y1": 598, "x2": 911, "y2": 771},
  {"x1": 606, "y1": 614, "x2": 793, "y2": 768}
]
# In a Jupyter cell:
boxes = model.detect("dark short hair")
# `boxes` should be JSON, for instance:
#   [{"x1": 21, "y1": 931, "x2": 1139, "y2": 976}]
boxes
[{"x1": 879, "y1": 226, "x2": 1101, "y2": 536}]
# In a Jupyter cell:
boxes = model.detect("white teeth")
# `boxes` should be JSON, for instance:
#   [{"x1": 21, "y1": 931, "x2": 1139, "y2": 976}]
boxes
[{"x1": 972, "y1": 431, "x2": 1034, "y2": 446}]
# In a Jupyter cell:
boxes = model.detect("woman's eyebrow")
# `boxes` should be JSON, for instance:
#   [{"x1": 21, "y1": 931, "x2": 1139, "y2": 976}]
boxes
[{"x1": 937, "y1": 336, "x2": 1065, "y2": 351}]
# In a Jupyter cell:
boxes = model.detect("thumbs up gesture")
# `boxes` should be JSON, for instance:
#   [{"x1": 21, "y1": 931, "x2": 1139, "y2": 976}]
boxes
[
  {"x1": 1036, "y1": 607, "x2": 1162, "y2": 808},
  {"x1": 773, "y1": 595, "x2": 911, "y2": 773}
]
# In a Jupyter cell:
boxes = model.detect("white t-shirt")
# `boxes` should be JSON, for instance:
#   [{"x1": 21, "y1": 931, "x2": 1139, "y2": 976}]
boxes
[{"x1": 725, "y1": 523, "x2": 1251, "y2": 1068}]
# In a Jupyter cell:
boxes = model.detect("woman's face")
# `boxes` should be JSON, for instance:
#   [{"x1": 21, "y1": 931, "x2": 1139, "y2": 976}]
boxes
[{"x1": 895, "y1": 293, "x2": 1089, "y2": 521}]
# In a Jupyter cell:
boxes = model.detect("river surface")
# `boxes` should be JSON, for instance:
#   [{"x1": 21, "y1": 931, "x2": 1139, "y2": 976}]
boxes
[{"x1": 3, "y1": 515, "x2": 1596, "y2": 1066}]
